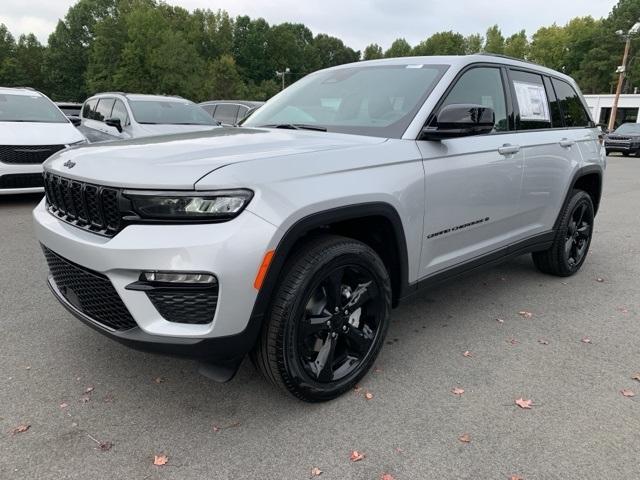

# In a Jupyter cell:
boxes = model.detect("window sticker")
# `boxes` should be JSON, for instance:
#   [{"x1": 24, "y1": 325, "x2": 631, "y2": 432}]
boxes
[{"x1": 513, "y1": 80, "x2": 550, "y2": 122}]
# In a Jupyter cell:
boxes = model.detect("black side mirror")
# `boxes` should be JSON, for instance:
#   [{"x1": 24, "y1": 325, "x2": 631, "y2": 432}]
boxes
[
  {"x1": 421, "y1": 104, "x2": 495, "y2": 140},
  {"x1": 68, "y1": 116, "x2": 81, "y2": 127},
  {"x1": 105, "y1": 117, "x2": 123, "y2": 133}
]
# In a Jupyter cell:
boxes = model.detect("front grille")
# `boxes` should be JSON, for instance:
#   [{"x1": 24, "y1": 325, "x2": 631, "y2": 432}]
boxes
[
  {"x1": 0, "y1": 173, "x2": 44, "y2": 189},
  {"x1": 147, "y1": 288, "x2": 218, "y2": 325},
  {"x1": 43, "y1": 246, "x2": 137, "y2": 331},
  {"x1": 0, "y1": 145, "x2": 66, "y2": 164},
  {"x1": 43, "y1": 172, "x2": 122, "y2": 236}
]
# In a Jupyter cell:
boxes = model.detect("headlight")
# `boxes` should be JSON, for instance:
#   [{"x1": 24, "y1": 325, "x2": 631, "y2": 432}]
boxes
[{"x1": 124, "y1": 189, "x2": 253, "y2": 221}]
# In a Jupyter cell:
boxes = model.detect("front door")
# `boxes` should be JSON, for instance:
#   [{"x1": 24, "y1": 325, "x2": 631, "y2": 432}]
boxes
[{"x1": 417, "y1": 66, "x2": 525, "y2": 278}]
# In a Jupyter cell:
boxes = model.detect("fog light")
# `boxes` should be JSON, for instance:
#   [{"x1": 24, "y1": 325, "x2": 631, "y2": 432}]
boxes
[{"x1": 143, "y1": 271, "x2": 216, "y2": 284}]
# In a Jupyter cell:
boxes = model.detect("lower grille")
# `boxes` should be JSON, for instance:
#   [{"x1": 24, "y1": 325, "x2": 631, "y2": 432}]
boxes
[
  {"x1": 0, "y1": 173, "x2": 44, "y2": 189},
  {"x1": 0, "y1": 145, "x2": 66, "y2": 164},
  {"x1": 42, "y1": 246, "x2": 137, "y2": 331},
  {"x1": 147, "y1": 289, "x2": 218, "y2": 325}
]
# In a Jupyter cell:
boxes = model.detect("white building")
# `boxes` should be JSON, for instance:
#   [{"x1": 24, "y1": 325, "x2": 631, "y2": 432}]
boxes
[{"x1": 584, "y1": 94, "x2": 640, "y2": 127}]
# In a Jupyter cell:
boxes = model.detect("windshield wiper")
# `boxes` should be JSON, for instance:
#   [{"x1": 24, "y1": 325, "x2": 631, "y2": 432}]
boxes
[{"x1": 258, "y1": 123, "x2": 327, "y2": 132}]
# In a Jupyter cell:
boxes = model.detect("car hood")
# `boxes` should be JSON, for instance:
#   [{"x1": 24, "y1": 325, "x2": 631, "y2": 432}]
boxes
[
  {"x1": 136, "y1": 123, "x2": 220, "y2": 137},
  {"x1": 44, "y1": 127, "x2": 386, "y2": 189},
  {"x1": 0, "y1": 122, "x2": 85, "y2": 145}
]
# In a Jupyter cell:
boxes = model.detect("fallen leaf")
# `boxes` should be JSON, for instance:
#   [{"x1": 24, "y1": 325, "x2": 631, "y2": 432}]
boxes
[
  {"x1": 463, "y1": 350, "x2": 473, "y2": 357},
  {"x1": 353, "y1": 385, "x2": 362, "y2": 393},
  {"x1": 80, "y1": 394, "x2": 91, "y2": 404},
  {"x1": 620, "y1": 389, "x2": 635, "y2": 398},
  {"x1": 632, "y1": 373, "x2": 640, "y2": 382},
  {"x1": 518, "y1": 311, "x2": 533, "y2": 319},
  {"x1": 507, "y1": 338, "x2": 520, "y2": 345},
  {"x1": 153, "y1": 454, "x2": 168, "y2": 466},
  {"x1": 98, "y1": 441, "x2": 113, "y2": 452},
  {"x1": 311, "y1": 467, "x2": 323, "y2": 477},
  {"x1": 11, "y1": 424, "x2": 30, "y2": 435},
  {"x1": 364, "y1": 392, "x2": 374, "y2": 400},
  {"x1": 394, "y1": 447, "x2": 403, "y2": 454},
  {"x1": 212, "y1": 425, "x2": 220, "y2": 433},
  {"x1": 538, "y1": 339, "x2": 549, "y2": 345},
  {"x1": 25, "y1": 366, "x2": 31, "y2": 370},
  {"x1": 509, "y1": 476, "x2": 524, "y2": 480},
  {"x1": 496, "y1": 318, "x2": 505, "y2": 324},
  {"x1": 373, "y1": 367, "x2": 383, "y2": 373},
  {"x1": 349, "y1": 450, "x2": 365, "y2": 462},
  {"x1": 515, "y1": 398, "x2": 533, "y2": 409},
  {"x1": 381, "y1": 475, "x2": 396, "y2": 480},
  {"x1": 451, "y1": 387, "x2": 465, "y2": 396},
  {"x1": 616, "y1": 306, "x2": 629, "y2": 314},
  {"x1": 458, "y1": 433, "x2": 471, "y2": 443},
  {"x1": 596, "y1": 277, "x2": 605, "y2": 283},
  {"x1": 102, "y1": 394, "x2": 114, "y2": 403},
  {"x1": 581, "y1": 337, "x2": 592, "y2": 344},
  {"x1": 153, "y1": 377, "x2": 164, "y2": 384},
  {"x1": 59, "y1": 402, "x2": 69, "y2": 409},
  {"x1": 84, "y1": 386, "x2": 94, "y2": 394}
]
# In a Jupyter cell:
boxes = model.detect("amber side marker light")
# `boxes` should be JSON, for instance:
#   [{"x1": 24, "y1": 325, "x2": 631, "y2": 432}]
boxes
[{"x1": 254, "y1": 250, "x2": 275, "y2": 290}]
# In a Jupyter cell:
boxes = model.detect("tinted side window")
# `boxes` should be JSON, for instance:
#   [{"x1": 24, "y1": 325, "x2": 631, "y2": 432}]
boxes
[
  {"x1": 94, "y1": 98, "x2": 115, "y2": 122},
  {"x1": 552, "y1": 79, "x2": 591, "y2": 127},
  {"x1": 437, "y1": 67, "x2": 508, "y2": 132},
  {"x1": 82, "y1": 99, "x2": 97, "y2": 119},
  {"x1": 236, "y1": 106, "x2": 250, "y2": 122},
  {"x1": 510, "y1": 70, "x2": 552, "y2": 130},
  {"x1": 213, "y1": 104, "x2": 240, "y2": 125},
  {"x1": 201, "y1": 104, "x2": 216, "y2": 116},
  {"x1": 543, "y1": 77, "x2": 563, "y2": 127},
  {"x1": 111, "y1": 99, "x2": 129, "y2": 125}
]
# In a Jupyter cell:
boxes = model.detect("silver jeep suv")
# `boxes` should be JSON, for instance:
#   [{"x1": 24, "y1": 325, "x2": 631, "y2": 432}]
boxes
[{"x1": 34, "y1": 55, "x2": 605, "y2": 402}]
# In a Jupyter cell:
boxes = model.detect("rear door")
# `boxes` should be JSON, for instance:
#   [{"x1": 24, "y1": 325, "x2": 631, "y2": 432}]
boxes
[
  {"x1": 417, "y1": 65, "x2": 525, "y2": 278},
  {"x1": 506, "y1": 69, "x2": 583, "y2": 234}
]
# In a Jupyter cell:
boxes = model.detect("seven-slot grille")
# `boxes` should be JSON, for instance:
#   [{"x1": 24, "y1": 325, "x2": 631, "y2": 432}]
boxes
[
  {"x1": 0, "y1": 145, "x2": 66, "y2": 164},
  {"x1": 43, "y1": 172, "x2": 122, "y2": 236},
  {"x1": 42, "y1": 246, "x2": 137, "y2": 331}
]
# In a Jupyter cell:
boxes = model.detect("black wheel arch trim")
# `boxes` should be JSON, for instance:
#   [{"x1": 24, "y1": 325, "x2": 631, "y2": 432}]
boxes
[{"x1": 554, "y1": 164, "x2": 603, "y2": 231}]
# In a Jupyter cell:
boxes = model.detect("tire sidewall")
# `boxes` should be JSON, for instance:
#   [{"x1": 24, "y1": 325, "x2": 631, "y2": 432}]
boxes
[{"x1": 558, "y1": 191, "x2": 594, "y2": 274}]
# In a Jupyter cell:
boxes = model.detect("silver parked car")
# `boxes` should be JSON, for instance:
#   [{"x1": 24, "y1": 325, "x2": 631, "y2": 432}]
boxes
[
  {"x1": 78, "y1": 92, "x2": 219, "y2": 142},
  {"x1": 34, "y1": 55, "x2": 605, "y2": 401}
]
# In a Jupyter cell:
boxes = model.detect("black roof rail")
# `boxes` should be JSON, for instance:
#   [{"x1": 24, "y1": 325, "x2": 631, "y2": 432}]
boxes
[{"x1": 474, "y1": 52, "x2": 539, "y2": 66}]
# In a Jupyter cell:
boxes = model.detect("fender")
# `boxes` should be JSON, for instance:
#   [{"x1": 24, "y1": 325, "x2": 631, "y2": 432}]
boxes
[{"x1": 247, "y1": 202, "x2": 410, "y2": 336}]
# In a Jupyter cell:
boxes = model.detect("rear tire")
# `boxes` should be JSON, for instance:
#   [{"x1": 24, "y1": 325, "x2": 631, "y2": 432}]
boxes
[
  {"x1": 532, "y1": 190, "x2": 594, "y2": 277},
  {"x1": 252, "y1": 235, "x2": 392, "y2": 402}
]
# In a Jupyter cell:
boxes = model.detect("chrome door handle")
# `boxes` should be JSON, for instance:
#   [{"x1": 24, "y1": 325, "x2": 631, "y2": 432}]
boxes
[
  {"x1": 498, "y1": 144, "x2": 521, "y2": 155},
  {"x1": 559, "y1": 138, "x2": 576, "y2": 148}
]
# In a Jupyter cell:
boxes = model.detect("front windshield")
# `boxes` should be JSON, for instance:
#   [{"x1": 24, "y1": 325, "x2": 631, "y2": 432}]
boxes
[
  {"x1": 243, "y1": 64, "x2": 448, "y2": 138},
  {"x1": 614, "y1": 123, "x2": 640, "y2": 135},
  {"x1": 129, "y1": 100, "x2": 217, "y2": 126},
  {"x1": 0, "y1": 93, "x2": 68, "y2": 123}
]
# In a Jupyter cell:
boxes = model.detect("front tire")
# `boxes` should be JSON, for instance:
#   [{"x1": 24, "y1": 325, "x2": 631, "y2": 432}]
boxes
[
  {"x1": 252, "y1": 235, "x2": 392, "y2": 402},
  {"x1": 532, "y1": 190, "x2": 594, "y2": 276}
]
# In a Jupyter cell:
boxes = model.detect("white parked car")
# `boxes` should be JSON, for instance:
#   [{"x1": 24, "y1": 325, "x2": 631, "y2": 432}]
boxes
[
  {"x1": 0, "y1": 87, "x2": 86, "y2": 195},
  {"x1": 79, "y1": 93, "x2": 219, "y2": 142}
]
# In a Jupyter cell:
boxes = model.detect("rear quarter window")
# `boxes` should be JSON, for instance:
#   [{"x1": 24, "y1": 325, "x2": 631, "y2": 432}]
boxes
[{"x1": 551, "y1": 79, "x2": 592, "y2": 128}]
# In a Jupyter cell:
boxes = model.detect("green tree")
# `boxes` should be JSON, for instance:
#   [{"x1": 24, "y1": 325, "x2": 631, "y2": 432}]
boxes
[
  {"x1": 204, "y1": 54, "x2": 246, "y2": 99},
  {"x1": 484, "y1": 25, "x2": 505, "y2": 54},
  {"x1": 0, "y1": 24, "x2": 18, "y2": 85},
  {"x1": 313, "y1": 34, "x2": 359, "y2": 68},
  {"x1": 504, "y1": 30, "x2": 528, "y2": 59},
  {"x1": 385, "y1": 38, "x2": 412, "y2": 57},
  {"x1": 363, "y1": 43, "x2": 383, "y2": 60},
  {"x1": 413, "y1": 31, "x2": 466, "y2": 55},
  {"x1": 464, "y1": 34, "x2": 484, "y2": 54},
  {"x1": 13, "y1": 34, "x2": 46, "y2": 90},
  {"x1": 529, "y1": 24, "x2": 568, "y2": 71},
  {"x1": 233, "y1": 16, "x2": 271, "y2": 83}
]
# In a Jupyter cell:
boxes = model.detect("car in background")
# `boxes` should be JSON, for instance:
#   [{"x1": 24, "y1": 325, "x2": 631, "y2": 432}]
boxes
[
  {"x1": 0, "y1": 87, "x2": 86, "y2": 195},
  {"x1": 79, "y1": 93, "x2": 219, "y2": 142},
  {"x1": 55, "y1": 102, "x2": 83, "y2": 126},
  {"x1": 199, "y1": 100, "x2": 264, "y2": 126},
  {"x1": 603, "y1": 122, "x2": 640, "y2": 156}
]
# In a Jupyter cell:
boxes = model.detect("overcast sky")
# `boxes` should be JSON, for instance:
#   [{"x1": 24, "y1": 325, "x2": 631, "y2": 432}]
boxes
[{"x1": 2, "y1": 0, "x2": 619, "y2": 52}]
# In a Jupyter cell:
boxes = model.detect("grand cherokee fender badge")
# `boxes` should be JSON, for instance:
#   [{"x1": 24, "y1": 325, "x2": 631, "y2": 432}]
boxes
[
  {"x1": 427, "y1": 217, "x2": 490, "y2": 239},
  {"x1": 63, "y1": 160, "x2": 76, "y2": 169}
]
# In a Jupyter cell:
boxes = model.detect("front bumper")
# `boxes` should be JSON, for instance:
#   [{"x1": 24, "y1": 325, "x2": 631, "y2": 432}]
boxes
[
  {"x1": 604, "y1": 141, "x2": 639, "y2": 153},
  {"x1": 34, "y1": 198, "x2": 277, "y2": 361},
  {"x1": 0, "y1": 162, "x2": 44, "y2": 195}
]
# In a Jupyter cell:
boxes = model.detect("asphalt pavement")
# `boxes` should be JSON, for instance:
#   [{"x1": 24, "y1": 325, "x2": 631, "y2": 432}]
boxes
[{"x1": 1, "y1": 156, "x2": 639, "y2": 480}]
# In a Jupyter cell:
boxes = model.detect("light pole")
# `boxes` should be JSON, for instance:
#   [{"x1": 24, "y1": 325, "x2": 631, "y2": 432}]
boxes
[
  {"x1": 276, "y1": 67, "x2": 291, "y2": 91},
  {"x1": 608, "y1": 21, "x2": 640, "y2": 131}
]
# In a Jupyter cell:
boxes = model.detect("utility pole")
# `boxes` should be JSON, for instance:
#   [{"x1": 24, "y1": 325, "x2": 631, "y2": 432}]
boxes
[
  {"x1": 275, "y1": 68, "x2": 291, "y2": 91},
  {"x1": 609, "y1": 21, "x2": 640, "y2": 131}
]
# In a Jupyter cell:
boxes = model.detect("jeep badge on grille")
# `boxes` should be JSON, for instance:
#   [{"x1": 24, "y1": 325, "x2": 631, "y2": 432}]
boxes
[{"x1": 63, "y1": 160, "x2": 76, "y2": 168}]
